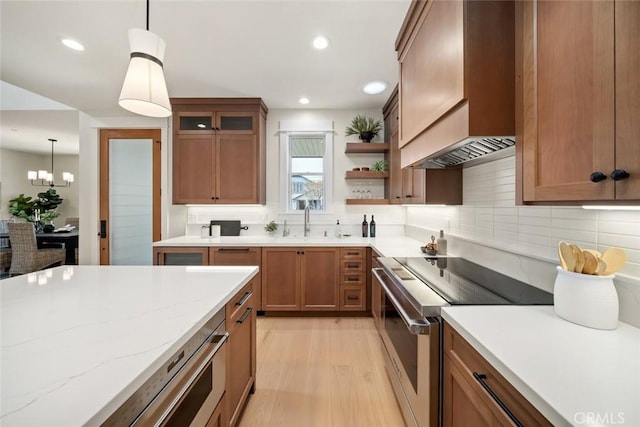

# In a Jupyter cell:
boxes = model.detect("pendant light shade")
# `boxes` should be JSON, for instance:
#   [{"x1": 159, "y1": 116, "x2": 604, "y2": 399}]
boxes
[{"x1": 118, "y1": 28, "x2": 171, "y2": 118}]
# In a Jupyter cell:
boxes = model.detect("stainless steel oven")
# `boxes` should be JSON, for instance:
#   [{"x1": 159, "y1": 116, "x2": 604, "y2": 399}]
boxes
[
  {"x1": 373, "y1": 256, "x2": 554, "y2": 427},
  {"x1": 104, "y1": 309, "x2": 228, "y2": 427},
  {"x1": 373, "y1": 268, "x2": 440, "y2": 427}
]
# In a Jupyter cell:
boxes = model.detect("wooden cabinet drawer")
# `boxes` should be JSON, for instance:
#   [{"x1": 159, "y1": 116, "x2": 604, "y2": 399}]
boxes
[
  {"x1": 226, "y1": 281, "x2": 254, "y2": 334},
  {"x1": 341, "y1": 259, "x2": 365, "y2": 273},
  {"x1": 340, "y1": 247, "x2": 365, "y2": 260},
  {"x1": 340, "y1": 286, "x2": 365, "y2": 311},
  {"x1": 443, "y1": 322, "x2": 551, "y2": 426},
  {"x1": 342, "y1": 273, "x2": 365, "y2": 287}
]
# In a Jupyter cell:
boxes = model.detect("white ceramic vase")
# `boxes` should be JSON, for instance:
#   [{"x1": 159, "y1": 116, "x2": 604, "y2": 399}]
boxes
[{"x1": 553, "y1": 266, "x2": 618, "y2": 330}]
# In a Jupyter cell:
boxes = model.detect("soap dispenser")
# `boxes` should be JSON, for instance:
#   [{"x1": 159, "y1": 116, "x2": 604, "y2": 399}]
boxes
[
  {"x1": 437, "y1": 230, "x2": 447, "y2": 255},
  {"x1": 335, "y1": 220, "x2": 342, "y2": 238}
]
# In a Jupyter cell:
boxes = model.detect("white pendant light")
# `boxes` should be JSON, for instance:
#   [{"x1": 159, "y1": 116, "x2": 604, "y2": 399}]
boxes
[{"x1": 118, "y1": 1, "x2": 171, "y2": 118}]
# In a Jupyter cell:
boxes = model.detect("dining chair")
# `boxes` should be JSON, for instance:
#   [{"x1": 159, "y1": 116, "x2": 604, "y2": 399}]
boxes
[
  {"x1": 7, "y1": 222, "x2": 65, "y2": 276},
  {"x1": 0, "y1": 219, "x2": 12, "y2": 274},
  {"x1": 65, "y1": 217, "x2": 79, "y2": 263}
]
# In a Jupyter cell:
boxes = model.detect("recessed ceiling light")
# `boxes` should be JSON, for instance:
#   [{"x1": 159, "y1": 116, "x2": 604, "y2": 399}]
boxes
[
  {"x1": 61, "y1": 38, "x2": 85, "y2": 51},
  {"x1": 299, "y1": 97, "x2": 310, "y2": 105},
  {"x1": 312, "y1": 36, "x2": 329, "y2": 50},
  {"x1": 363, "y1": 81, "x2": 388, "y2": 95}
]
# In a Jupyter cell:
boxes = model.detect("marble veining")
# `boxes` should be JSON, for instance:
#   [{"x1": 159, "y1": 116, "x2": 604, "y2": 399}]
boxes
[{"x1": 1, "y1": 265, "x2": 258, "y2": 426}]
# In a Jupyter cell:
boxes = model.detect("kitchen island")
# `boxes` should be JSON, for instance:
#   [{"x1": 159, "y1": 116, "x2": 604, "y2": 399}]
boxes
[{"x1": 0, "y1": 265, "x2": 258, "y2": 426}]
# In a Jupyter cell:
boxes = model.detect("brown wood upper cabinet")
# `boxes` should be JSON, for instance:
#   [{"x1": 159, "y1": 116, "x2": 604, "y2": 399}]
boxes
[
  {"x1": 517, "y1": 1, "x2": 639, "y2": 202},
  {"x1": 171, "y1": 98, "x2": 268, "y2": 204},
  {"x1": 396, "y1": 0, "x2": 515, "y2": 167},
  {"x1": 384, "y1": 85, "x2": 463, "y2": 205}
]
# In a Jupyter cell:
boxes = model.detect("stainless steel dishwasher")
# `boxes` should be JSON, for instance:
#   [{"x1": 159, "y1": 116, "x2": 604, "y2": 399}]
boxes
[{"x1": 103, "y1": 308, "x2": 228, "y2": 427}]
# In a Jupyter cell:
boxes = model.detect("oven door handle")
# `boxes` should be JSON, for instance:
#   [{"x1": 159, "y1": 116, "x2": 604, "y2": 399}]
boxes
[
  {"x1": 152, "y1": 331, "x2": 228, "y2": 426},
  {"x1": 373, "y1": 268, "x2": 434, "y2": 335}
]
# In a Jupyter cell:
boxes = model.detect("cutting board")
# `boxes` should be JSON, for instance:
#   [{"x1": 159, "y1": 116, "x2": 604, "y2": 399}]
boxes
[{"x1": 209, "y1": 220, "x2": 246, "y2": 236}]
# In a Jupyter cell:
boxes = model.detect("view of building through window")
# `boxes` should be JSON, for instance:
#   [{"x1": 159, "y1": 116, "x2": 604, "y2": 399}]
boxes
[{"x1": 289, "y1": 135, "x2": 325, "y2": 211}]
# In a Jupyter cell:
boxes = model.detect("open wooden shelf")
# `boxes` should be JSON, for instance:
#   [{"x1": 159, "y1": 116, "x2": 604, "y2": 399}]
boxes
[
  {"x1": 345, "y1": 170, "x2": 389, "y2": 179},
  {"x1": 344, "y1": 143, "x2": 390, "y2": 153},
  {"x1": 345, "y1": 199, "x2": 390, "y2": 205}
]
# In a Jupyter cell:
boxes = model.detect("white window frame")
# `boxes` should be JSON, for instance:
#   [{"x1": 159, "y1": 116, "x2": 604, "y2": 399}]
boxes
[{"x1": 279, "y1": 120, "x2": 333, "y2": 213}]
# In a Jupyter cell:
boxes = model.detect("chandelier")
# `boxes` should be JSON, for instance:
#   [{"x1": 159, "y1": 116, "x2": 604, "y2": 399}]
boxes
[{"x1": 27, "y1": 139, "x2": 74, "y2": 187}]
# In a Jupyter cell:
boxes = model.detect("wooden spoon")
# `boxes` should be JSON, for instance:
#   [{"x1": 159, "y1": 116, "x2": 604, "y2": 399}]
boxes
[
  {"x1": 595, "y1": 257, "x2": 608, "y2": 275},
  {"x1": 570, "y1": 243, "x2": 585, "y2": 273},
  {"x1": 558, "y1": 241, "x2": 575, "y2": 272},
  {"x1": 602, "y1": 247, "x2": 627, "y2": 275},
  {"x1": 581, "y1": 250, "x2": 598, "y2": 275}
]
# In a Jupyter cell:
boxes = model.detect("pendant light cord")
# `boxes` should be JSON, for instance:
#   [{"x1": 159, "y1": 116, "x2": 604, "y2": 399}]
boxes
[
  {"x1": 146, "y1": 0, "x2": 150, "y2": 31},
  {"x1": 49, "y1": 139, "x2": 56, "y2": 175}
]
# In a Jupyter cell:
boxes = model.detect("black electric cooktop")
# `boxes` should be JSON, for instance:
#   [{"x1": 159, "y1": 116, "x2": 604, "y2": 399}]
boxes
[{"x1": 393, "y1": 257, "x2": 554, "y2": 306}]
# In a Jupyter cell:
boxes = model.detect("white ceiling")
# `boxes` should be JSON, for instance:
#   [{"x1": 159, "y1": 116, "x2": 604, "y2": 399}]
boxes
[{"x1": 1, "y1": 0, "x2": 410, "y2": 154}]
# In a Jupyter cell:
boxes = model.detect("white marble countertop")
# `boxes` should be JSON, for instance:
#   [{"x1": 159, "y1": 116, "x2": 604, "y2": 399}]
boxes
[
  {"x1": 442, "y1": 306, "x2": 640, "y2": 427},
  {"x1": 153, "y1": 234, "x2": 427, "y2": 258},
  {"x1": 0, "y1": 265, "x2": 258, "y2": 427}
]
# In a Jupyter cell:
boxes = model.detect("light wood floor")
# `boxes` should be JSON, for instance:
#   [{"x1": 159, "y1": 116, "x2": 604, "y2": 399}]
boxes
[{"x1": 238, "y1": 317, "x2": 406, "y2": 427}]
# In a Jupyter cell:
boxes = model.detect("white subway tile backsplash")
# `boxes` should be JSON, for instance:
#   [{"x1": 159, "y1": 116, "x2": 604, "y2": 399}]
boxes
[
  {"x1": 406, "y1": 154, "x2": 640, "y2": 327},
  {"x1": 597, "y1": 221, "x2": 640, "y2": 236}
]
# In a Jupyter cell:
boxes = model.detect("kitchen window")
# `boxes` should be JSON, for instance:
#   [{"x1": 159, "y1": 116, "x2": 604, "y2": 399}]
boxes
[{"x1": 279, "y1": 120, "x2": 333, "y2": 212}]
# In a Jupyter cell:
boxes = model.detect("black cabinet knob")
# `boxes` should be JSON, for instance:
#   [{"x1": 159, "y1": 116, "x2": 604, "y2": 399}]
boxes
[
  {"x1": 590, "y1": 172, "x2": 607, "y2": 183},
  {"x1": 611, "y1": 169, "x2": 630, "y2": 181}
]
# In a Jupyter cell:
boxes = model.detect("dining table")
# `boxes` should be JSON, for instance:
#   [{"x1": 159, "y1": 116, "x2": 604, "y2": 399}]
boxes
[{"x1": 0, "y1": 230, "x2": 79, "y2": 266}]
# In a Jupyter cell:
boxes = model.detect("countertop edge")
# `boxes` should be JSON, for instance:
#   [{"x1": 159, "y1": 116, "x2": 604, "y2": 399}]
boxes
[
  {"x1": 441, "y1": 308, "x2": 570, "y2": 427},
  {"x1": 91, "y1": 266, "x2": 259, "y2": 426}
]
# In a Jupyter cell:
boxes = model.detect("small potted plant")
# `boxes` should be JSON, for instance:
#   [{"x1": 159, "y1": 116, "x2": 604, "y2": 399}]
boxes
[
  {"x1": 345, "y1": 114, "x2": 383, "y2": 142},
  {"x1": 264, "y1": 220, "x2": 278, "y2": 235},
  {"x1": 371, "y1": 160, "x2": 387, "y2": 172}
]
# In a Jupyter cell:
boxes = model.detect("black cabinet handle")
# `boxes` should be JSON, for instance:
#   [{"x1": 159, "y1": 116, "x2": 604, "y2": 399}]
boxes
[
  {"x1": 301, "y1": 251, "x2": 305, "y2": 255},
  {"x1": 590, "y1": 172, "x2": 607, "y2": 183},
  {"x1": 473, "y1": 372, "x2": 524, "y2": 427},
  {"x1": 234, "y1": 291, "x2": 252, "y2": 307},
  {"x1": 99, "y1": 220, "x2": 107, "y2": 238},
  {"x1": 405, "y1": 195, "x2": 412, "y2": 198},
  {"x1": 611, "y1": 169, "x2": 630, "y2": 181},
  {"x1": 395, "y1": 196, "x2": 401, "y2": 199},
  {"x1": 218, "y1": 247, "x2": 250, "y2": 252},
  {"x1": 237, "y1": 307, "x2": 253, "y2": 324}
]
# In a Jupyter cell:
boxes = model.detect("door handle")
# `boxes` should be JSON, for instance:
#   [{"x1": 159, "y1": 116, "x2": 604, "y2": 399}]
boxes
[{"x1": 99, "y1": 220, "x2": 107, "y2": 238}]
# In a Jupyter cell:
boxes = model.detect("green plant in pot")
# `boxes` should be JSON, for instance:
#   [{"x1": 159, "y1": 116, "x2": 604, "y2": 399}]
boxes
[
  {"x1": 264, "y1": 220, "x2": 278, "y2": 234},
  {"x1": 345, "y1": 114, "x2": 383, "y2": 143},
  {"x1": 8, "y1": 194, "x2": 36, "y2": 221},
  {"x1": 371, "y1": 160, "x2": 387, "y2": 172},
  {"x1": 8, "y1": 189, "x2": 63, "y2": 232}
]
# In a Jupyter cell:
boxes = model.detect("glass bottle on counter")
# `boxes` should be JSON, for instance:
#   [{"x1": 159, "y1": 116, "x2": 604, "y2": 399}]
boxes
[
  {"x1": 369, "y1": 215, "x2": 376, "y2": 237},
  {"x1": 335, "y1": 220, "x2": 342, "y2": 238},
  {"x1": 362, "y1": 215, "x2": 368, "y2": 238}
]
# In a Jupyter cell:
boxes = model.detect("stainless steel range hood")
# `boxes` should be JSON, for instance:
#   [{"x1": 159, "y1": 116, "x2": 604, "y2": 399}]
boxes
[{"x1": 408, "y1": 136, "x2": 515, "y2": 169}]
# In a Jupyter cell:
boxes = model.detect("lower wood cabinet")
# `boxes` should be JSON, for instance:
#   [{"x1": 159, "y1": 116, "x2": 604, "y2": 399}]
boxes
[
  {"x1": 210, "y1": 247, "x2": 262, "y2": 311},
  {"x1": 443, "y1": 322, "x2": 550, "y2": 427},
  {"x1": 261, "y1": 247, "x2": 340, "y2": 311},
  {"x1": 339, "y1": 247, "x2": 367, "y2": 311},
  {"x1": 226, "y1": 279, "x2": 257, "y2": 427},
  {"x1": 206, "y1": 394, "x2": 226, "y2": 427},
  {"x1": 153, "y1": 246, "x2": 209, "y2": 265},
  {"x1": 370, "y1": 249, "x2": 383, "y2": 331}
]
